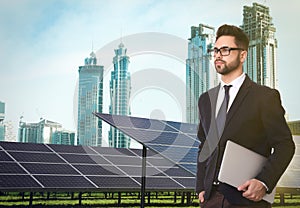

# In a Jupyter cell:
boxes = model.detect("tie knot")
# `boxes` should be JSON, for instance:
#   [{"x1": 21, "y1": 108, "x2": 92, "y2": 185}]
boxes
[{"x1": 224, "y1": 85, "x2": 232, "y2": 93}]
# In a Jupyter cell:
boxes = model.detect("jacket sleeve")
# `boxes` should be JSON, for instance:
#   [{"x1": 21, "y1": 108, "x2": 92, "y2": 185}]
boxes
[
  {"x1": 255, "y1": 89, "x2": 295, "y2": 193},
  {"x1": 196, "y1": 120, "x2": 206, "y2": 194}
]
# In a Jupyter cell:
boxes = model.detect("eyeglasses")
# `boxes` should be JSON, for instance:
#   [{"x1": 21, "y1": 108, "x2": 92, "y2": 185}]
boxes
[{"x1": 208, "y1": 46, "x2": 245, "y2": 56}]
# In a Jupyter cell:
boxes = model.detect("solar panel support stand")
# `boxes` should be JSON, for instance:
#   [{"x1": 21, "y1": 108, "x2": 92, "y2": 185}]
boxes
[{"x1": 141, "y1": 145, "x2": 147, "y2": 208}]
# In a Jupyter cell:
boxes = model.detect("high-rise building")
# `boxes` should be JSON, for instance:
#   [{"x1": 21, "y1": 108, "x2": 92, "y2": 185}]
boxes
[
  {"x1": 77, "y1": 51, "x2": 104, "y2": 146},
  {"x1": 186, "y1": 24, "x2": 218, "y2": 124},
  {"x1": 242, "y1": 2, "x2": 278, "y2": 89},
  {"x1": 0, "y1": 101, "x2": 5, "y2": 141},
  {"x1": 52, "y1": 129, "x2": 75, "y2": 145},
  {"x1": 109, "y1": 42, "x2": 131, "y2": 148},
  {"x1": 18, "y1": 119, "x2": 62, "y2": 144}
]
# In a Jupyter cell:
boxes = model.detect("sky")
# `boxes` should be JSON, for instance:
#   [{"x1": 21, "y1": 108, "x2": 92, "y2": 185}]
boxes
[{"x1": 0, "y1": 0, "x2": 299, "y2": 145}]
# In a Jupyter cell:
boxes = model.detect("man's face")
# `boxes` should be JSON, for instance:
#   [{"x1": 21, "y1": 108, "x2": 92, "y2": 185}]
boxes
[{"x1": 213, "y1": 36, "x2": 244, "y2": 75}]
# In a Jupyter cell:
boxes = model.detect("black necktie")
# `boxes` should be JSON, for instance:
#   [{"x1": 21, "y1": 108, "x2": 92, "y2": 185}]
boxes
[{"x1": 216, "y1": 85, "x2": 232, "y2": 137}]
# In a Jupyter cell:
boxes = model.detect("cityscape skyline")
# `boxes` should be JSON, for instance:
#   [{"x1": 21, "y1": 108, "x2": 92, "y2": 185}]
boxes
[{"x1": 0, "y1": 0, "x2": 299, "y2": 145}]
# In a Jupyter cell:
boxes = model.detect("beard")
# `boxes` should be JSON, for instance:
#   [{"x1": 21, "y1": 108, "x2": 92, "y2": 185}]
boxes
[{"x1": 215, "y1": 56, "x2": 240, "y2": 75}]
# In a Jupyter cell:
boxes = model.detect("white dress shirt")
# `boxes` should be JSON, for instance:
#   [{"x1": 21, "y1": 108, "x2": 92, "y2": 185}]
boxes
[{"x1": 215, "y1": 73, "x2": 246, "y2": 117}]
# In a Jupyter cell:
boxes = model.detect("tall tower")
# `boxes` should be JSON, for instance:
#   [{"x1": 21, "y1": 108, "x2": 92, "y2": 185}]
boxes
[
  {"x1": 242, "y1": 2, "x2": 278, "y2": 89},
  {"x1": 186, "y1": 24, "x2": 218, "y2": 124},
  {"x1": 109, "y1": 42, "x2": 131, "y2": 148},
  {"x1": 18, "y1": 118, "x2": 62, "y2": 144},
  {"x1": 0, "y1": 101, "x2": 5, "y2": 141},
  {"x1": 77, "y1": 51, "x2": 104, "y2": 146}
]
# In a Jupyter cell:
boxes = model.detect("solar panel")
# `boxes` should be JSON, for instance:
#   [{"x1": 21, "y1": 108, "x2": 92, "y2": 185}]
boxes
[
  {"x1": 0, "y1": 175, "x2": 42, "y2": 188},
  {"x1": 21, "y1": 163, "x2": 79, "y2": 175},
  {"x1": 0, "y1": 142, "x2": 51, "y2": 152},
  {"x1": 73, "y1": 164, "x2": 124, "y2": 175},
  {"x1": 88, "y1": 176, "x2": 140, "y2": 189},
  {"x1": 60, "y1": 154, "x2": 108, "y2": 164},
  {"x1": 8, "y1": 151, "x2": 66, "y2": 163},
  {"x1": 133, "y1": 177, "x2": 184, "y2": 189},
  {"x1": 0, "y1": 141, "x2": 196, "y2": 192},
  {"x1": 35, "y1": 175, "x2": 96, "y2": 188},
  {"x1": 94, "y1": 113, "x2": 199, "y2": 175},
  {"x1": 0, "y1": 162, "x2": 27, "y2": 174},
  {"x1": 0, "y1": 151, "x2": 13, "y2": 161},
  {"x1": 94, "y1": 113, "x2": 300, "y2": 193}
]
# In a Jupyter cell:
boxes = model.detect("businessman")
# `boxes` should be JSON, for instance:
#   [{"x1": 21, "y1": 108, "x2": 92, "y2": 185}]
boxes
[{"x1": 196, "y1": 24, "x2": 295, "y2": 207}]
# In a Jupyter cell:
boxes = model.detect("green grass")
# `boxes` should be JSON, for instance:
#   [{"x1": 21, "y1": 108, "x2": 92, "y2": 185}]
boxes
[{"x1": 0, "y1": 192, "x2": 299, "y2": 207}]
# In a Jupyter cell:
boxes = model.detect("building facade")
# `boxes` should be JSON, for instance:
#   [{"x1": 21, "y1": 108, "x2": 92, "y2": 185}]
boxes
[
  {"x1": 18, "y1": 119, "x2": 62, "y2": 144},
  {"x1": 242, "y1": 2, "x2": 278, "y2": 89},
  {"x1": 288, "y1": 120, "x2": 300, "y2": 135},
  {"x1": 186, "y1": 24, "x2": 218, "y2": 124},
  {"x1": 0, "y1": 101, "x2": 5, "y2": 141},
  {"x1": 109, "y1": 43, "x2": 131, "y2": 148},
  {"x1": 52, "y1": 130, "x2": 75, "y2": 145},
  {"x1": 77, "y1": 51, "x2": 104, "y2": 146}
]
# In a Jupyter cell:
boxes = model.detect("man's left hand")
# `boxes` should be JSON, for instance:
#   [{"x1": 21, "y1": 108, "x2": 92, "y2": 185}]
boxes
[{"x1": 237, "y1": 179, "x2": 267, "y2": 201}]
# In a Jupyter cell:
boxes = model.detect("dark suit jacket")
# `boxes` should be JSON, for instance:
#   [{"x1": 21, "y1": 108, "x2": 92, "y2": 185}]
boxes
[{"x1": 196, "y1": 75, "x2": 295, "y2": 205}]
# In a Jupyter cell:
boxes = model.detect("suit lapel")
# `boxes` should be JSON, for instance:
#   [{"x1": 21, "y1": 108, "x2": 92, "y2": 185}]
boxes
[{"x1": 225, "y1": 75, "x2": 252, "y2": 126}]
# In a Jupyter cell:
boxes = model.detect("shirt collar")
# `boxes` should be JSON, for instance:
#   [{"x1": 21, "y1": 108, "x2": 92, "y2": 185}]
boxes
[{"x1": 220, "y1": 73, "x2": 245, "y2": 89}]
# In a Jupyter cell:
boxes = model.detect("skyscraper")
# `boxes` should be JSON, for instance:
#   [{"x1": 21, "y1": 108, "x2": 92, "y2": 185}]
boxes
[
  {"x1": 18, "y1": 118, "x2": 62, "y2": 143},
  {"x1": 186, "y1": 24, "x2": 218, "y2": 124},
  {"x1": 109, "y1": 42, "x2": 131, "y2": 148},
  {"x1": 242, "y1": 2, "x2": 278, "y2": 89},
  {"x1": 77, "y1": 51, "x2": 104, "y2": 146},
  {"x1": 0, "y1": 101, "x2": 5, "y2": 141},
  {"x1": 52, "y1": 129, "x2": 75, "y2": 145}
]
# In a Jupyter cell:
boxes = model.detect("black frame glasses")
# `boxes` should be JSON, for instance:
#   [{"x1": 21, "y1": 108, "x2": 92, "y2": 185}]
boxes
[{"x1": 208, "y1": 46, "x2": 245, "y2": 56}]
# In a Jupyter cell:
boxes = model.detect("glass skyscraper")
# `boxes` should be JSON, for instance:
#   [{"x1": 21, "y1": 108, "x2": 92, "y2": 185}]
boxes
[
  {"x1": 77, "y1": 51, "x2": 104, "y2": 146},
  {"x1": 18, "y1": 119, "x2": 62, "y2": 144},
  {"x1": 109, "y1": 42, "x2": 131, "y2": 148},
  {"x1": 186, "y1": 24, "x2": 218, "y2": 124},
  {"x1": 0, "y1": 101, "x2": 5, "y2": 141},
  {"x1": 242, "y1": 2, "x2": 278, "y2": 89}
]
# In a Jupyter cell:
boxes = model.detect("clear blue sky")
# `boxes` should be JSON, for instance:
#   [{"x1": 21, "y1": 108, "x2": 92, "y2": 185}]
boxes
[{"x1": 0, "y1": 0, "x2": 299, "y2": 143}]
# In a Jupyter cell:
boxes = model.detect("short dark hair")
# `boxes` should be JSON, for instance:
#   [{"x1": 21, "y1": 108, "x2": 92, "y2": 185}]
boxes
[{"x1": 216, "y1": 24, "x2": 249, "y2": 50}]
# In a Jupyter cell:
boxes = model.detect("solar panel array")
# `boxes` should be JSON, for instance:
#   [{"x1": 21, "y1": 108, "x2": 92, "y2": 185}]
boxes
[
  {"x1": 94, "y1": 113, "x2": 199, "y2": 174},
  {"x1": 277, "y1": 135, "x2": 300, "y2": 188},
  {"x1": 0, "y1": 141, "x2": 195, "y2": 192},
  {"x1": 0, "y1": 112, "x2": 299, "y2": 193},
  {"x1": 95, "y1": 113, "x2": 300, "y2": 190}
]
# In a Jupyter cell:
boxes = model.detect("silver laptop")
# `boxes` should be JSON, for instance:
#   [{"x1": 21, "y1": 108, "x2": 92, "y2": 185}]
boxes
[{"x1": 218, "y1": 140, "x2": 276, "y2": 203}]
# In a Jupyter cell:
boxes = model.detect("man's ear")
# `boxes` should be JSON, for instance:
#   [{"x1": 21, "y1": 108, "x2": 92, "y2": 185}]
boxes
[{"x1": 240, "y1": 50, "x2": 247, "y2": 63}]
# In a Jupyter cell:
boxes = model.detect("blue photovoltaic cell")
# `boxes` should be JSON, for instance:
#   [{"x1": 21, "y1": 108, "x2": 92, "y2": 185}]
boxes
[
  {"x1": 95, "y1": 113, "x2": 177, "y2": 132},
  {"x1": 133, "y1": 177, "x2": 183, "y2": 189},
  {"x1": 146, "y1": 157, "x2": 176, "y2": 167},
  {"x1": 60, "y1": 154, "x2": 108, "y2": 165},
  {"x1": 103, "y1": 155, "x2": 141, "y2": 166},
  {"x1": 92, "y1": 146, "x2": 134, "y2": 156},
  {"x1": 119, "y1": 166, "x2": 165, "y2": 177},
  {"x1": 158, "y1": 167, "x2": 195, "y2": 177},
  {"x1": 0, "y1": 142, "x2": 51, "y2": 152},
  {"x1": 35, "y1": 175, "x2": 95, "y2": 188},
  {"x1": 180, "y1": 164, "x2": 197, "y2": 175},
  {"x1": 21, "y1": 163, "x2": 79, "y2": 175},
  {"x1": 0, "y1": 162, "x2": 27, "y2": 174},
  {"x1": 9, "y1": 152, "x2": 65, "y2": 163},
  {"x1": 88, "y1": 176, "x2": 140, "y2": 188},
  {"x1": 0, "y1": 151, "x2": 13, "y2": 161},
  {"x1": 163, "y1": 121, "x2": 197, "y2": 134},
  {"x1": 48, "y1": 143, "x2": 96, "y2": 154},
  {"x1": 278, "y1": 169, "x2": 300, "y2": 188},
  {"x1": 173, "y1": 177, "x2": 196, "y2": 188},
  {"x1": 0, "y1": 175, "x2": 41, "y2": 188},
  {"x1": 74, "y1": 164, "x2": 124, "y2": 176}
]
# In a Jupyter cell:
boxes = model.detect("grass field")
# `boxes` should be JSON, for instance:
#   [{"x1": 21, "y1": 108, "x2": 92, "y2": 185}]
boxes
[{"x1": 0, "y1": 192, "x2": 299, "y2": 207}]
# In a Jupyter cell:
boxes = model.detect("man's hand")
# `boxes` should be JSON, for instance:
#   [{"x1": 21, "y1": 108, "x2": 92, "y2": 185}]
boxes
[
  {"x1": 238, "y1": 179, "x2": 267, "y2": 201},
  {"x1": 198, "y1": 191, "x2": 205, "y2": 203}
]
